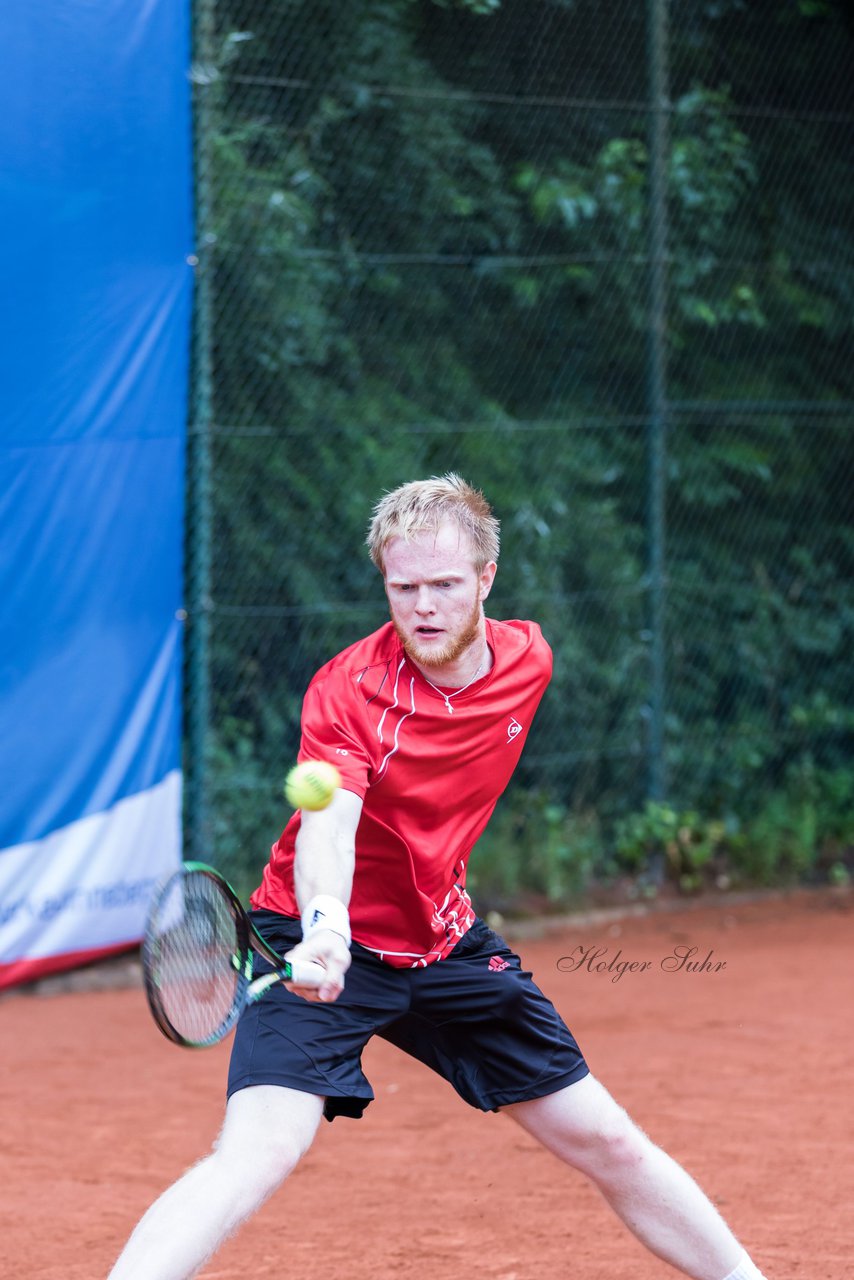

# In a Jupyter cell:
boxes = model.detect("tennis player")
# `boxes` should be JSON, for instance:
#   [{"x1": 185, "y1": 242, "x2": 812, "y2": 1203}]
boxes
[{"x1": 109, "y1": 475, "x2": 769, "y2": 1280}]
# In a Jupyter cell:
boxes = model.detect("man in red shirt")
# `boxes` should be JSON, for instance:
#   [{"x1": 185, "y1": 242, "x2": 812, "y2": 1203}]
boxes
[
  {"x1": 253, "y1": 608, "x2": 553, "y2": 970},
  {"x1": 109, "y1": 476, "x2": 768, "y2": 1280}
]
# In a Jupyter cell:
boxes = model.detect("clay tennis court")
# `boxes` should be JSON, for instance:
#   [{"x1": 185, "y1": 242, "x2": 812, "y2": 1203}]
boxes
[{"x1": 2, "y1": 887, "x2": 850, "y2": 1280}]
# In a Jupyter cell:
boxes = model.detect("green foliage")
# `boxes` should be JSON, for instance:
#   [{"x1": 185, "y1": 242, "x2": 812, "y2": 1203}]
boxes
[
  {"x1": 614, "y1": 800, "x2": 727, "y2": 892},
  {"x1": 516, "y1": 86, "x2": 761, "y2": 335},
  {"x1": 191, "y1": 0, "x2": 854, "y2": 900},
  {"x1": 207, "y1": 715, "x2": 291, "y2": 897},
  {"x1": 468, "y1": 793, "x2": 604, "y2": 907},
  {"x1": 610, "y1": 761, "x2": 854, "y2": 893},
  {"x1": 737, "y1": 761, "x2": 854, "y2": 884},
  {"x1": 470, "y1": 759, "x2": 853, "y2": 907},
  {"x1": 432, "y1": 0, "x2": 502, "y2": 12}
]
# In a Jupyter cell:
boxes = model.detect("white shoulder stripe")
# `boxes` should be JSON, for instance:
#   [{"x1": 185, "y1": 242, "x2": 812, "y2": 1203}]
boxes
[
  {"x1": 376, "y1": 674, "x2": 416, "y2": 780},
  {"x1": 375, "y1": 656, "x2": 407, "y2": 745}
]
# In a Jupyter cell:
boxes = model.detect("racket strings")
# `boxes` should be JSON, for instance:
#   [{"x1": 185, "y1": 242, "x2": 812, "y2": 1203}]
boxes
[{"x1": 145, "y1": 872, "x2": 246, "y2": 1045}]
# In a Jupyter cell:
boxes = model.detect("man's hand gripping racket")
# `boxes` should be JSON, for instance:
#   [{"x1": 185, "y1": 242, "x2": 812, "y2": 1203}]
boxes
[{"x1": 142, "y1": 863, "x2": 340, "y2": 1049}]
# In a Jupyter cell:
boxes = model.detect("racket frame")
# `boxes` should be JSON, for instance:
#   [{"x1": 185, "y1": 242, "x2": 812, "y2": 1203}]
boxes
[{"x1": 142, "y1": 861, "x2": 307, "y2": 1049}]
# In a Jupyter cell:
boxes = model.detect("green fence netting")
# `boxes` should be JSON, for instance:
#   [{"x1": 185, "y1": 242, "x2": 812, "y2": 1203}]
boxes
[{"x1": 185, "y1": 0, "x2": 854, "y2": 904}]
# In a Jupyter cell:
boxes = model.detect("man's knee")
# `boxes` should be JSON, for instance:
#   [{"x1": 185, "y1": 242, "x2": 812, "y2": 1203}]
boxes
[
  {"x1": 213, "y1": 1120, "x2": 303, "y2": 1190},
  {"x1": 569, "y1": 1111, "x2": 649, "y2": 1180},
  {"x1": 214, "y1": 1085, "x2": 323, "y2": 1197},
  {"x1": 508, "y1": 1075, "x2": 651, "y2": 1178}
]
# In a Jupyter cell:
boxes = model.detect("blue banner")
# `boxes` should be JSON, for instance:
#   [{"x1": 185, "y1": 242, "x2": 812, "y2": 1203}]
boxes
[{"x1": 0, "y1": 2, "x2": 192, "y2": 985}]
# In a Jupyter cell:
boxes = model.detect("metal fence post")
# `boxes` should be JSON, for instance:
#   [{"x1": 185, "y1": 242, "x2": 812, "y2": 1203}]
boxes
[
  {"x1": 646, "y1": 0, "x2": 670, "y2": 803},
  {"x1": 185, "y1": 0, "x2": 216, "y2": 858}
]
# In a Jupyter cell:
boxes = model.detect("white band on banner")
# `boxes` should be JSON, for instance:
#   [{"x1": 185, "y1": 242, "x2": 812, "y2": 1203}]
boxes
[{"x1": 0, "y1": 770, "x2": 181, "y2": 975}]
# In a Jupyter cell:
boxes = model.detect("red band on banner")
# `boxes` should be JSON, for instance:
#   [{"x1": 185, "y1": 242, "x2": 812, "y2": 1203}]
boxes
[{"x1": 0, "y1": 942, "x2": 139, "y2": 992}]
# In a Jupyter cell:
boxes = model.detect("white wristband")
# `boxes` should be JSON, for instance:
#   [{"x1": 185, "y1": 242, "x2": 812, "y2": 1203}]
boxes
[{"x1": 301, "y1": 895, "x2": 351, "y2": 946}]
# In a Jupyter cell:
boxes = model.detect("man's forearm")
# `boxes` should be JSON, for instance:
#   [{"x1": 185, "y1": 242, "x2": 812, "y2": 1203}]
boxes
[
  {"x1": 292, "y1": 788, "x2": 361, "y2": 913},
  {"x1": 284, "y1": 788, "x2": 361, "y2": 999}
]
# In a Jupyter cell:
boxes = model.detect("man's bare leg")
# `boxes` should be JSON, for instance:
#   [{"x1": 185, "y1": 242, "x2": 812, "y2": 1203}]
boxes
[
  {"x1": 507, "y1": 1075, "x2": 765, "y2": 1280},
  {"x1": 107, "y1": 1086, "x2": 323, "y2": 1280}
]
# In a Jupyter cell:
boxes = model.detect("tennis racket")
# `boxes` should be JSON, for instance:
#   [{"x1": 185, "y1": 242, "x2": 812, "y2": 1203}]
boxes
[{"x1": 142, "y1": 861, "x2": 326, "y2": 1048}]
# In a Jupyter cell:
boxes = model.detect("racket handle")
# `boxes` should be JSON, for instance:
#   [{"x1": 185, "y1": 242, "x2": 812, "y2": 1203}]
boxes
[
  {"x1": 284, "y1": 959, "x2": 327, "y2": 988},
  {"x1": 246, "y1": 960, "x2": 327, "y2": 1002}
]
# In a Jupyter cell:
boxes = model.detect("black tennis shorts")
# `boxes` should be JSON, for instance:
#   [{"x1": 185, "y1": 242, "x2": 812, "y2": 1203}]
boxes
[{"x1": 227, "y1": 910, "x2": 589, "y2": 1121}]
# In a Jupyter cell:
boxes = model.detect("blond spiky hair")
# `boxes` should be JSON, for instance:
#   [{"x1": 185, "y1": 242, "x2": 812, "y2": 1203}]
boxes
[{"x1": 367, "y1": 473, "x2": 500, "y2": 573}]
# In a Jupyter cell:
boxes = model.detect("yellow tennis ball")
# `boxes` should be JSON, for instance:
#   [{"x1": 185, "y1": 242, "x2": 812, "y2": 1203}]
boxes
[{"x1": 284, "y1": 760, "x2": 341, "y2": 811}]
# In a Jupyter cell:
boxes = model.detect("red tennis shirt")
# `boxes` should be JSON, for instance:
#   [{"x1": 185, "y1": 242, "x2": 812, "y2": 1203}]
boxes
[{"x1": 251, "y1": 617, "x2": 552, "y2": 967}]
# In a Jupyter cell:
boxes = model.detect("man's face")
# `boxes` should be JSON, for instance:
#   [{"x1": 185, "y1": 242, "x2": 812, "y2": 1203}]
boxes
[{"x1": 382, "y1": 521, "x2": 496, "y2": 671}]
